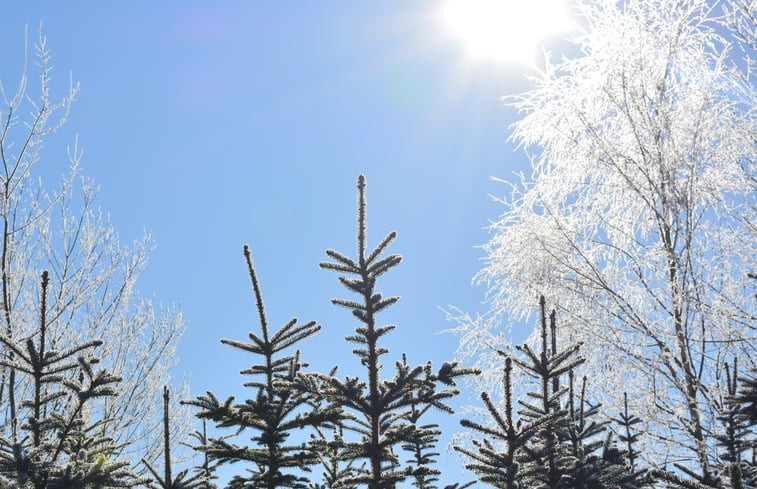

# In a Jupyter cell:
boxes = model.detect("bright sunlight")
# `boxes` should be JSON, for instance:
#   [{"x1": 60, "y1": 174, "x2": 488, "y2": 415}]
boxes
[{"x1": 442, "y1": 0, "x2": 573, "y2": 63}]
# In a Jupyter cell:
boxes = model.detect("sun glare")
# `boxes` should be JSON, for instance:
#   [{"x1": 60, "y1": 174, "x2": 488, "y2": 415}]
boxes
[{"x1": 442, "y1": 0, "x2": 573, "y2": 64}]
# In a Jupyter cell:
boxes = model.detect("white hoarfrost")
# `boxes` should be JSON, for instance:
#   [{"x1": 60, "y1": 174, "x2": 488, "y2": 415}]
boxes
[
  {"x1": 453, "y1": 0, "x2": 756, "y2": 473},
  {"x1": 0, "y1": 31, "x2": 189, "y2": 470}
]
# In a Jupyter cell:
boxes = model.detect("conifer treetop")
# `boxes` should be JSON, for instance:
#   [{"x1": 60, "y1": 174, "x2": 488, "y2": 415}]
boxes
[
  {"x1": 186, "y1": 246, "x2": 336, "y2": 489},
  {"x1": 317, "y1": 175, "x2": 475, "y2": 489}
]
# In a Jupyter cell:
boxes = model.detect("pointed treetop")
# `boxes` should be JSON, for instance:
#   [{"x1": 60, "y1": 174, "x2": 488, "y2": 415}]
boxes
[
  {"x1": 243, "y1": 244, "x2": 269, "y2": 342},
  {"x1": 357, "y1": 174, "x2": 367, "y2": 264}
]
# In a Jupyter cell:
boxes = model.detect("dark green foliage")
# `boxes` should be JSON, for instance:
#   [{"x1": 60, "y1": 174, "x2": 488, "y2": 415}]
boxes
[
  {"x1": 652, "y1": 465, "x2": 722, "y2": 489},
  {"x1": 657, "y1": 359, "x2": 757, "y2": 489},
  {"x1": 456, "y1": 355, "x2": 548, "y2": 489},
  {"x1": 715, "y1": 360, "x2": 752, "y2": 489},
  {"x1": 224, "y1": 475, "x2": 247, "y2": 489},
  {"x1": 185, "y1": 420, "x2": 219, "y2": 489},
  {"x1": 736, "y1": 365, "x2": 757, "y2": 427},
  {"x1": 511, "y1": 300, "x2": 583, "y2": 489},
  {"x1": 143, "y1": 386, "x2": 216, "y2": 489},
  {"x1": 314, "y1": 175, "x2": 475, "y2": 489},
  {"x1": 308, "y1": 423, "x2": 358, "y2": 489},
  {"x1": 399, "y1": 355, "x2": 473, "y2": 489},
  {"x1": 458, "y1": 297, "x2": 645, "y2": 489},
  {"x1": 0, "y1": 271, "x2": 141, "y2": 488},
  {"x1": 558, "y1": 372, "x2": 642, "y2": 489},
  {"x1": 402, "y1": 415, "x2": 442, "y2": 489},
  {"x1": 186, "y1": 247, "x2": 339, "y2": 489},
  {"x1": 610, "y1": 394, "x2": 642, "y2": 470}
]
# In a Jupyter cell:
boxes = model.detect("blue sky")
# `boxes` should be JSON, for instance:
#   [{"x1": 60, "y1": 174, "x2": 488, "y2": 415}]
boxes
[{"x1": 1, "y1": 2, "x2": 571, "y2": 484}]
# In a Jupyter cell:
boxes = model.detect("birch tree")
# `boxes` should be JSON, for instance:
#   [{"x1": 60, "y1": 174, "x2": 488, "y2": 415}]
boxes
[
  {"x1": 453, "y1": 0, "x2": 756, "y2": 476},
  {"x1": 0, "y1": 30, "x2": 188, "y2": 472}
]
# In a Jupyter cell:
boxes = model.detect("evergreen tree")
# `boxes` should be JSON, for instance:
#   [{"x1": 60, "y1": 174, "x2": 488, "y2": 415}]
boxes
[
  {"x1": 0, "y1": 271, "x2": 141, "y2": 488},
  {"x1": 143, "y1": 386, "x2": 216, "y2": 489},
  {"x1": 511, "y1": 299, "x2": 582, "y2": 489},
  {"x1": 736, "y1": 369, "x2": 757, "y2": 428},
  {"x1": 185, "y1": 420, "x2": 219, "y2": 489},
  {"x1": 308, "y1": 422, "x2": 358, "y2": 489},
  {"x1": 399, "y1": 354, "x2": 442, "y2": 489},
  {"x1": 224, "y1": 476, "x2": 247, "y2": 489},
  {"x1": 714, "y1": 360, "x2": 754, "y2": 489},
  {"x1": 314, "y1": 175, "x2": 474, "y2": 489},
  {"x1": 656, "y1": 359, "x2": 757, "y2": 489},
  {"x1": 610, "y1": 394, "x2": 642, "y2": 472},
  {"x1": 399, "y1": 355, "x2": 474, "y2": 489},
  {"x1": 455, "y1": 354, "x2": 547, "y2": 489},
  {"x1": 558, "y1": 372, "x2": 642, "y2": 489},
  {"x1": 459, "y1": 297, "x2": 644, "y2": 489},
  {"x1": 186, "y1": 246, "x2": 338, "y2": 489}
]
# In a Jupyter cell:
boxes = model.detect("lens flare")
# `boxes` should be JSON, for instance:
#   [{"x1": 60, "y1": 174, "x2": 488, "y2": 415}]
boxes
[{"x1": 442, "y1": 0, "x2": 573, "y2": 63}]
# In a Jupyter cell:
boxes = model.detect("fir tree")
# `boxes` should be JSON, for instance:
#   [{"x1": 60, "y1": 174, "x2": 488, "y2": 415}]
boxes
[
  {"x1": 652, "y1": 466, "x2": 722, "y2": 489},
  {"x1": 399, "y1": 355, "x2": 474, "y2": 489},
  {"x1": 737, "y1": 368, "x2": 757, "y2": 426},
  {"x1": 558, "y1": 372, "x2": 641, "y2": 489},
  {"x1": 714, "y1": 360, "x2": 754, "y2": 489},
  {"x1": 511, "y1": 299, "x2": 582, "y2": 489},
  {"x1": 186, "y1": 246, "x2": 338, "y2": 489},
  {"x1": 308, "y1": 422, "x2": 358, "y2": 489},
  {"x1": 610, "y1": 394, "x2": 642, "y2": 472},
  {"x1": 455, "y1": 355, "x2": 547, "y2": 489},
  {"x1": 459, "y1": 297, "x2": 644, "y2": 489},
  {"x1": 185, "y1": 420, "x2": 219, "y2": 489},
  {"x1": 0, "y1": 271, "x2": 141, "y2": 488},
  {"x1": 314, "y1": 175, "x2": 474, "y2": 489},
  {"x1": 656, "y1": 359, "x2": 757, "y2": 489},
  {"x1": 143, "y1": 386, "x2": 216, "y2": 489},
  {"x1": 225, "y1": 475, "x2": 247, "y2": 489}
]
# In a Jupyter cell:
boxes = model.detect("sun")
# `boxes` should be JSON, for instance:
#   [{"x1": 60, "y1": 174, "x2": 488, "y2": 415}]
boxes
[{"x1": 442, "y1": 0, "x2": 573, "y2": 64}]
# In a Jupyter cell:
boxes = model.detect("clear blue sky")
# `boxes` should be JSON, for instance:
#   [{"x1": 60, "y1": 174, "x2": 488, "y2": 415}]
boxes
[{"x1": 1, "y1": 2, "x2": 570, "y2": 484}]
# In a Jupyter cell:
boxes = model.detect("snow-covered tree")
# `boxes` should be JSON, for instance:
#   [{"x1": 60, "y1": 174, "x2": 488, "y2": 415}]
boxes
[
  {"x1": 454, "y1": 0, "x2": 756, "y2": 476},
  {"x1": 0, "y1": 29, "x2": 188, "y2": 472}
]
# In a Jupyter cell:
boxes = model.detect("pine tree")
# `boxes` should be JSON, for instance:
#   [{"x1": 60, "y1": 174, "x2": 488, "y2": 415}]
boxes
[
  {"x1": 559, "y1": 372, "x2": 641, "y2": 489},
  {"x1": 455, "y1": 355, "x2": 546, "y2": 489},
  {"x1": 0, "y1": 271, "x2": 141, "y2": 488},
  {"x1": 610, "y1": 394, "x2": 642, "y2": 472},
  {"x1": 314, "y1": 175, "x2": 474, "y2": 489},
  {"x1": 399, "y1": 355, "x2": 473, "y2": 489},
  {"x1": 185, "y1": 420, "x2": 219, "y2": 489},
  {"x1": 308, "y1": 422, "x2": 358, "y2": 489},
  {"x1": 656, "y1": 359, "x2": 757, "y2": 489},
  {"x1": 459, "y1": 297, "x2": 644, "y2": 489},
  {"x1": 224, "y1": 476, "x2": 247, "y2": 489},
  {"x1": 143, "y1": 386, "x2": 216, "y2": 489},
  {"x1": 511, "y1": 299, "x2": 582, "y2": 489},
  {"x1": 715, "y1": 360, "x2": 753, "y2": 489},
  {"x1": 186, "y1": 246, "x2": 338, "y2": 489}
]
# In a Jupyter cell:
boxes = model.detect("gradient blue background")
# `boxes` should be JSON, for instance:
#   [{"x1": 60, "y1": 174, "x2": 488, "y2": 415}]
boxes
[{"x1": 0, "y1": 2, "x2": 567, "y2": 484}]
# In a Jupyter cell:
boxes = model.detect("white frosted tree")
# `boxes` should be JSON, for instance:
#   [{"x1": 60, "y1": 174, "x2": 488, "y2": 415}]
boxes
[
  {"x1": 0, "y1": 30, "x2": 188, "y2": 472},
  {"x1": 453, "y1": 0, "x2": 756, "y2": 476}
]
